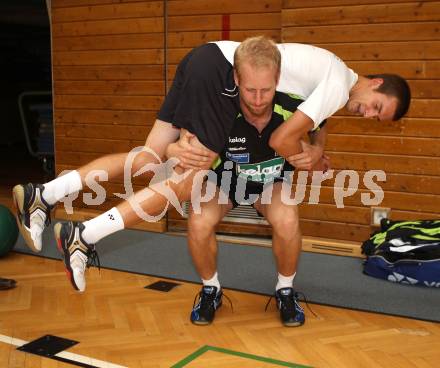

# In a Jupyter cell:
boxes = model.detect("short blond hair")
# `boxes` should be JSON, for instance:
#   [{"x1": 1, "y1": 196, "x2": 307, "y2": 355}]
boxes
[{"x1": 234, "y1": 36, "x2": 281, "y2": 78}]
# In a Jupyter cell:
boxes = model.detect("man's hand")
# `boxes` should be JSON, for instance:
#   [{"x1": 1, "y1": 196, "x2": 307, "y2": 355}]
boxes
[
  {"x1": 286, "y1": 140, "x2": 324, "y2": 170},
  {"x1": 311, "y1": 153, "x2": 331, "y2": 173},
  {"x1": 165, "y1": 130, "x2": 216, "y2": 170}
]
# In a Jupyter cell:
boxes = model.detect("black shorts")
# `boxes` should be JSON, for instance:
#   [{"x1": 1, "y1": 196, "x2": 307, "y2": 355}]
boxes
[
  {"x1": 157, "y1": 43, "x2": 240, "y2": 154},
  {"x1": 211, "y1": 171, "x2": 284, "y2": 209}
]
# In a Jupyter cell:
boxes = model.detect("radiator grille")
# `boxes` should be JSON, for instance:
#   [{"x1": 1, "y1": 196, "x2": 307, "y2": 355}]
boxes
[{"x1": 182, "y1": 201, "x2": 268, "y2": 225}]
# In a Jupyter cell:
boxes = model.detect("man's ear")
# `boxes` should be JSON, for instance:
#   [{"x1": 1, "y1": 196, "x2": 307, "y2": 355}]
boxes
[
  {"x1": 275, "y1": 71, "x2": 280, "y2": 85},
  {"x1": 233, "y1": 68, "x2": 239, "y2": 86},
  {"x1": 370, "y1": 78, "x2": 384, "y2": 89}
]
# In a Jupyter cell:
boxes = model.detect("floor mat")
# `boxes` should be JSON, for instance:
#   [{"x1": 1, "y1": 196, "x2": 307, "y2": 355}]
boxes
[{"x1": 13, "y1": 225, "x2": 440, "y2": 322}]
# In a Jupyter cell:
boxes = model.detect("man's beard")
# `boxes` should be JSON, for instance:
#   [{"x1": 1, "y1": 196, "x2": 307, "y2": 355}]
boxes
[{"x1": 242, "y1": 101, "x2": 271, "y2": 118}]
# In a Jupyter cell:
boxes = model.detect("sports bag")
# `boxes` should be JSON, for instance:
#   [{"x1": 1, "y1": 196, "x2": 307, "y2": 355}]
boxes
[{"x1": 361, "y1": 219, "x2": 440, "y2": 288}]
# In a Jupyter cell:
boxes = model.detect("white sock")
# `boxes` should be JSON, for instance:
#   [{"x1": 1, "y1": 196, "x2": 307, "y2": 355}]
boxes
[
  {"x1": 42, "y1": 170, "x2": 83, "y2": 205},
  {"x1": 276, "y1": 272, "x2": 296, "y2": 291},
  {"x1": 81, "y1": 207, "x2": 125, "y2": 244},
  {"x1": 202, "y1": 272, "x2": 221, "y2": 292}
]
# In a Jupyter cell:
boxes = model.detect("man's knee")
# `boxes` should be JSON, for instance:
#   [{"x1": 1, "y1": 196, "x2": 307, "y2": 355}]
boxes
[
  {"x1": 167, "y1": 170, "x2": 196, "y2": 202},
  {"x1": 271, "y1": 212, "x2": 300, "y2": 237},
  {"x1": 188, "y1": 213, "x2": 216, "y2": 236},
  {"x1": 133, "y1": 150, "x2": 157, "y2": 166},
  {"x1": 129, "y1": 150, "x2": 161, "y2": 181}
]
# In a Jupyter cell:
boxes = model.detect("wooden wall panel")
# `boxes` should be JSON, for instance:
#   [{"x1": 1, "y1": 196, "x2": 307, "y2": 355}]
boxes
[
  {"x1": 328, "y1": 117, "x2": 440, "y2": 138},
  {"x1": 166, "y1": 0, "x2": 282, "y2": 85},
  {"x1": 51, "y1": 0, "x2": 165, "y2": 231},
  {"x1": 52, "y1": 2, "x2": 163, "y2": 22},
  {"x1": 51, "y1": 0, "x2": 439, "y2": 244},
  {"x1": 54, "y1": 95, "x2": 163, "y2": 110},
  {"x1": 54, "y1": 81, "x2": 165, "y2": 95},
  {"x1": 53, "y1": 49, "x2": 164, "y2": 65},
  {"x1": 282, "y1": 2, "x2": 440, "y2": 25},
  {"x1": 281, "y1": 0, "x2": 440, "y2": 242},
  {"x1": 54, "y1": 109, "x2": 158, "y2": 125},
  {"x1": 52, "y1": 0, "x2": 161, "y2": 7},
  {"x1": 168, "y1": 0, "x2": 281, "y2": 15},
  {"x1": 316, "y1": 41, "x2": 440, "y2": 61},
  {"x1": 53, "y1": 65, "x2": 164, "y2": 80},
  {"x1": 282, "y1": 22, "x2": 440, "y2": 43},
  {"x1": 283, "y1": 0, "x2": 437, "y2": 7},
  {"x1": 52, "y1": 34, "x2": 164, "y2": 51}
]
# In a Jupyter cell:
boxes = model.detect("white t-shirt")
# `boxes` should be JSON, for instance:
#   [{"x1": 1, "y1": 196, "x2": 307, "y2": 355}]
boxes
[{"x1": 213, "y1": 41, "x2": 358, "y2": 129}]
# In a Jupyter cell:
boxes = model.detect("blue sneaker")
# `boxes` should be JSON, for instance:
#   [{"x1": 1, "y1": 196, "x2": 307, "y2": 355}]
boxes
[
  {"x1": 275, "y1": 287, "x2": 305, "y2": 327},
  {"x1": 190, "y1": 286, "x2": 222, "y2": 325}
]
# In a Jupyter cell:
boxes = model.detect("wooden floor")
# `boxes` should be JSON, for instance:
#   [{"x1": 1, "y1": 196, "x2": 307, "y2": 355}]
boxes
[{"x1": 0, "y1": 253, "x2": 439, "y2": 368}]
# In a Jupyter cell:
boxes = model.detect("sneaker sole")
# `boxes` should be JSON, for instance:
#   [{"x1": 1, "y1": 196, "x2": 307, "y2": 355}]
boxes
[
  {"x1": 54, "y1": 223, "x2": 79, "y2": 292},
  {"x1": 12, "y1": 185, "x2": 41, "y2": 253},
  {"x1": 283, "y1": 320, "x2": 304, "y2": 327},
  {"x1": 191, "y1": 320, "x2": 212, "y2": 326}
]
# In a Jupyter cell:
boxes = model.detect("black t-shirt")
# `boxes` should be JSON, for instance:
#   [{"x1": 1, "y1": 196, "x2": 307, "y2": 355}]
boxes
[{"x1": 214, "y1": 91, "x2": 324, "y2": 185}]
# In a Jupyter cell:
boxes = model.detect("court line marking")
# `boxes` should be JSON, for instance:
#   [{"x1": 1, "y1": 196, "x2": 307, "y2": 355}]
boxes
[
  {"x1": 0, "y1": 334, "x2": 127, "y2": 368},
  {"x1": 171, "y1": 344, "x2": 310, "y2": 367}
]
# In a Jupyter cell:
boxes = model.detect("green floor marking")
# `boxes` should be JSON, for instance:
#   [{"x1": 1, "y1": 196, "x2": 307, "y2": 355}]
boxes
[
  {"x1": 171, "y1": 345, "x2": 311, "y2": 367},
  {"x1": 171, "y1": 345, "x2": 210, "y2": 367}
]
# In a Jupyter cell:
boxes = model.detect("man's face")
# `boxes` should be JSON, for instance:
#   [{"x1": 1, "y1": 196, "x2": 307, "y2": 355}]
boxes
[
  {"x1": 346, "y1": 79, "x2": 399, "y2": 121},
  {"x1": 234, "y1": 62, "x2": 279, "y2": 118}
]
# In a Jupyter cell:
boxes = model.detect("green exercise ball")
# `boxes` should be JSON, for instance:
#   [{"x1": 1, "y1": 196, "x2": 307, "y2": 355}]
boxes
[{"x1": 0, "y1": 205, "x2": 18, "y2": 257}]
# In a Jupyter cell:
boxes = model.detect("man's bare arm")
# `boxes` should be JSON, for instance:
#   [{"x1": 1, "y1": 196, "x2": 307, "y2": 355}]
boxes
[
  {"x1": 309, "y1": 124, "x2": 327, "y2": 150},
  {"x1": 269, "y1": 110, "x2": 314, "y2": 158},
  {"x1": 286, "y1": 125, "x2": 327, "y2": 170},
  {"x1": 166, "y1": 129, "x2": 217, "y2": 170}
]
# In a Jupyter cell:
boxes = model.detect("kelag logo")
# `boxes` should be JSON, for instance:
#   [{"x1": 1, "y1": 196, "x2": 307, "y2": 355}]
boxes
[{"x1": 236, "y1": 157, "x2": 285, "y2": 183}]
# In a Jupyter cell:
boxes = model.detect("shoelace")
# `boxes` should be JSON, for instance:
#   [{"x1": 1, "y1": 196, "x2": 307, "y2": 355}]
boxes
[
  {"x1": 74, "y1": 223, "x2": 101, "y2": 272},
  {"x1": 265, "y1": 291, "x2": 317, "y2": 318},
  {"x1": 199, "y1": 291, "x2": 217, "y2": 311},
  {"x1": 44, "y1": 206, "x2": 52, "y2": 227},
  {"x1": 264, "y1": 295, "x2": 274, "y2": 312},
  {"x1": 222, "y1": 293, "x2": 234, "y2": 313},
  {"x1": 192, "y1": 290, "x2": 234, "y2": 313},
  {"x1": 86, "y1": 246, "x2": 101, "y2": 271},
  {"x1": 279, "y1": 293, "x2": 296, "y2": 312},
  {"x1": 296, "y1": 291, "x2": 317, "y2": 318}
]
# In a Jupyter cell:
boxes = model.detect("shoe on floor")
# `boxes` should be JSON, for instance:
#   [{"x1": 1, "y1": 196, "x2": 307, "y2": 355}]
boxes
[
  {"x1": 0, "y1": 278, "x2": 16, "y2": 290},
  {"x1": 275, "y1": 287, "x2": 305, "y2": 327},
  {"x1": 190, "y1": 285, "x2": 223, "y2": 325}
]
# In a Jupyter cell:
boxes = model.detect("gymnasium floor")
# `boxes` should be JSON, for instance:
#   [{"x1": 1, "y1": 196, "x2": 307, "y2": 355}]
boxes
[
  {"x1": 1, "y1": 253, "x2": 439, "y2": 368},
  {"x1": 1, "y1": 147, "x2": 439, "y2": 367}
]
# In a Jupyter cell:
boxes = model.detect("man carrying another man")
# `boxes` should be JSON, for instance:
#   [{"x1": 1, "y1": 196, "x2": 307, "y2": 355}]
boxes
[{"x1": 185, "y1": 37, "x2": 326, "y2": 327}]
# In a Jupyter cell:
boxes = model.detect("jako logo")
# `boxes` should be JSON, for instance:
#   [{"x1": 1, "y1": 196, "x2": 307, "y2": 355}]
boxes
[{"x1": 229, "y1": 136, "x2": 246, "y2": 143}]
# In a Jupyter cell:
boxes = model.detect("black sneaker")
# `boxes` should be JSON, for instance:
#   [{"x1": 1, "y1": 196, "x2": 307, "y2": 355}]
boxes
[
  {"x1": 54, "y1": 221, "x2": 99, "y2": 292},
  {"x1": 190, "y1": 286, "x2": 222, "y2": 325},
  {"x1": 275, "y1": 287, "x2": 305, "y2": 327},
  {"x1": 12, "y1": 183, "x2": 53, "y2": 252},
  {"x1": 0, "y1": 278, "x2": 16, "y2": 290}
]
